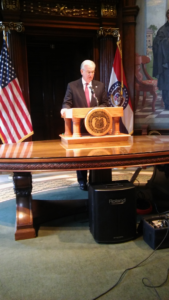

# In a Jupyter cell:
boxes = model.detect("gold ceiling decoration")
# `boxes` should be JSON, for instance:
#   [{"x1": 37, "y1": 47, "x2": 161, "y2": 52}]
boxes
[
  {"x1": 1, "y1": 0, "x2": 20, "y2": 10},
  {"x1": 0, "y1": 22, "x2": 25, "y2": 32},
  {"x1": 51, "y1": 4, "x2": 97, "y2": 17},
  {"x1": 1, "y1": 1, "x2": 117, "y2": 19},
  {"x1": 97, "y1": 27, "x2": 119, "y2": 38},
  {"x1": 101, "y1": 4, "x2": 117, "y2": 18}
]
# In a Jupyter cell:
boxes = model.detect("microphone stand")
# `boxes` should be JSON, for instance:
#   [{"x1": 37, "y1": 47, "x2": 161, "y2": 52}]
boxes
[{"x1": 90, "y1": 87, "x2": 99, "y2": 107}]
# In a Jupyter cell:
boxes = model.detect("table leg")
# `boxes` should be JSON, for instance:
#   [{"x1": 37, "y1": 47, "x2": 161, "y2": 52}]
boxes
[
  {"x1": 13, "y1": 172, "x2": 36, "y2": 240},
  {"x1": 13, "y1": 172, "x2": 88, "y2": 240}
]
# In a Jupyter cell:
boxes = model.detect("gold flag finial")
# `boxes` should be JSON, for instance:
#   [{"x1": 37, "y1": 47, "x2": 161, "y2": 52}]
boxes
[{"x1": 3, "y1": 30, "x2": 9, "y2": 50}]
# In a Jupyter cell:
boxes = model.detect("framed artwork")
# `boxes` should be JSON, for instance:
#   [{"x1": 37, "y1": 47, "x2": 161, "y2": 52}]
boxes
[{"x1": 135, "y1": 0, "x2": 169, "y2": 133}]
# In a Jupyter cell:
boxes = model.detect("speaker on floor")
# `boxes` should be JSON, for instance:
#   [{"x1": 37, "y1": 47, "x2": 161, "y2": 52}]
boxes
[{"x1": 88, "y1": 180, "x2": 136, "y2": 243}]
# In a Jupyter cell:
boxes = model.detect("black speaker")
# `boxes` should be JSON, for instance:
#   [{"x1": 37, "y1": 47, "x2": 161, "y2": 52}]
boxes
[{"x1": 88, "y1": 180, "x2": 136, "y2": 243}]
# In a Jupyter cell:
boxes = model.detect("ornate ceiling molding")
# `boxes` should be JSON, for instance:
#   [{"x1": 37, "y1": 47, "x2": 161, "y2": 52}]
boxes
[
  {"x1": 51, "y1": 5, "x2": 98, "y2": 17},
  {"x1": 1, "y1": 0, "x2": 20, "y2": 10},
  {"x1": 101, "y1": 4, "x2": 117, "y2": 18},
  {"x1": 0, "y1": 21, "x2": 24, "y2": 32},
  {"x1": 1, "y1": 1, "x2": 118, "y2": 19},
  {"x1": 97, "y1": 27, "x2": 119, "y2": 38}
]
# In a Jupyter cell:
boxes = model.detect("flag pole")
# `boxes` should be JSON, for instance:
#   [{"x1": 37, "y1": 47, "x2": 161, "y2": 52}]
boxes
[
  {"x1": 117, "y1": 33, "x2": 123, "y2": 97},
  {"x1": 3, "y1": 30, "x2": 9, "y2": 50}
]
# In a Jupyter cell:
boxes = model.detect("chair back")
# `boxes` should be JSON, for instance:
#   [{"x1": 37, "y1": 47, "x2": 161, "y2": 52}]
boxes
[
  {"x1": 135, "y1": 53, "x2": 152, "y2": 82},
  {"x1": 135, "y1": 53, "x2": 143, "y2": 82}
]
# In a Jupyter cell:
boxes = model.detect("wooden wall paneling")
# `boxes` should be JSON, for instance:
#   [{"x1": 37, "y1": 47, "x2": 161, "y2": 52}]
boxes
[
  {"x1": 99, "y1": 36, "x2": 116, "y2": 92},
  {"x1": 27, "y1": 49, "x2": 45, "y2": 141},
  {"x1": 122, "y1": 2, "x2": 139, "y2": 111},
  {"x1": 93, "y1": 35, "x2": 100, "y2": 81},
  {"x1": 27, "y1": 40, "x2": 65, "y2": 141},
  {"x1": 98, "y1": 4, "x2": 118, "y2": 91},
  {"x1": 123, "y1": 0, "x2": 136, "y2": 5},
  {"x1": 44, "y1": 43, "x2": 66, "y2": 140},
  {"x1": 7, "y1": 31, "x2": 30, "y2": 110}
]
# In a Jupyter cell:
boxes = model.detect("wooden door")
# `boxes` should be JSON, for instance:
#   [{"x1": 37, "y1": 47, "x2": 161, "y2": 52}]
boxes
[{"x1": 27, "y1": 36, "x2": 93, "y2": 141}]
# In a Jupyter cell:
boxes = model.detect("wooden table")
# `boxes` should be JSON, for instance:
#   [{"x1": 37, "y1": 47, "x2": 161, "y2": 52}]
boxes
[{"x1": 1, "y1": 135, "x2": 169, "y2": 240}]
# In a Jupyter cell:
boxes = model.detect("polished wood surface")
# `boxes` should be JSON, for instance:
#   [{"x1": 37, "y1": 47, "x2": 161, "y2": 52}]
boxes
[
  {"x1": 62, "y1": 107, "x2": 123, "y2": 119},
  {"x1": 0, "y1": 136, "x2": 169, "y2": 170}
]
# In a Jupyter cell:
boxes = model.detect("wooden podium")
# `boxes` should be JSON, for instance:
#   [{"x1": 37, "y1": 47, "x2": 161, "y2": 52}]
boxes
[{"x1": 60, "y1": 107, "x2": 130, "y2": 146}]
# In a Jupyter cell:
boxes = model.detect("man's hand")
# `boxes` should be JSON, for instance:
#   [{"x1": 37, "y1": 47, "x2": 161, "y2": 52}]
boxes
[{"x1": 60, "y1": 108, "x2": 68, "y2": 118}]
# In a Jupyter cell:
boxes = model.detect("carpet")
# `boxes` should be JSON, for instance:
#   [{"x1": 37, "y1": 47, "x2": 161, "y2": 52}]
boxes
[
  {"x1": 0, "y1": 168, "x2": 154, "y2": 202},
  {"x1": 0, "y1": 195, "x2": 169, "y2": 300},
  {"x1": 1, "y1": 168, "x2": 169, "y2": 300}
]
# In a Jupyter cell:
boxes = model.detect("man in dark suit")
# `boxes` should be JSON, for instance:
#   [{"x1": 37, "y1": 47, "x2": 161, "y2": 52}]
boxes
[{"x1": 61, "y1": 60, "x2": 108, "y2": 190}]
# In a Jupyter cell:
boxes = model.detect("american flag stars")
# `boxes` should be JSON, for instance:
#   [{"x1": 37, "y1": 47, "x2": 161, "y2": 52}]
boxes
[
  {"x1": 0, "y1": 39, "x2": 34, "y2": 144},
  {"x1": 0, "y1": 43, "x2": 16, "y2": 88}
]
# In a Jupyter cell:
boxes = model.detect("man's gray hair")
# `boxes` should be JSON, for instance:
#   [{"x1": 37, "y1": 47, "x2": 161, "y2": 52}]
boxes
[{"x1": 80, "y1": 60, "x2": 96, "y2": 70}]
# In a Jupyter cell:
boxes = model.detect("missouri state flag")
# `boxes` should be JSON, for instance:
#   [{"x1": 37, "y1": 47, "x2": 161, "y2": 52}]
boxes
[
  {"x1": 0, "y1": 39, "x2": 34, "y2": 144},
  {"x1": 108, "y1": 40, "x2": 133, "y2": 134}
]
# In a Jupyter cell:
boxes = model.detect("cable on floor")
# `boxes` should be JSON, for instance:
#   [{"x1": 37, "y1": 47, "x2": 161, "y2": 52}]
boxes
[
  {"x1": 92, "y1": 219, "x2": 169, "y2": 300},
  {"x1": 130, "y1": 167, "x2": 142, "y2": 183},
  {"x1": 142, "y1": 268, "x2": 169, "y2": 300}
]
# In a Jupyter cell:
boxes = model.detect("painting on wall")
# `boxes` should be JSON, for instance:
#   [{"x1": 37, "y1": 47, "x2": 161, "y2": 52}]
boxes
[{"x1": 135, "y1": 0, "x2": 169, "y2": 133}]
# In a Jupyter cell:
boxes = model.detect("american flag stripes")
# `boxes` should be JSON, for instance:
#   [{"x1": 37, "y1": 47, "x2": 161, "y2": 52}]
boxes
[{"x1": 0, "y1": 39, "x2": 33, "y2": 144}]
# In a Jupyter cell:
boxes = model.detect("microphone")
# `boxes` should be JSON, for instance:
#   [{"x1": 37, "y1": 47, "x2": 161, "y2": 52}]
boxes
[{"x1": 90, "y1": 87, "x2": 99, "y2": 107}]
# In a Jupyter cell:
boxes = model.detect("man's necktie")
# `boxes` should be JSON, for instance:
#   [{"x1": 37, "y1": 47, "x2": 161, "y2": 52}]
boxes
[{"x1": 85, "y1": 83, "x2": 90, "y2": 107}]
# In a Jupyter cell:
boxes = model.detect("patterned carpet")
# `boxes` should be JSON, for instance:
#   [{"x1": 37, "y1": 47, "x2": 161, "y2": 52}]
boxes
[{"x1": 0, "y1": 168, "x2": 154, "y2": 202}]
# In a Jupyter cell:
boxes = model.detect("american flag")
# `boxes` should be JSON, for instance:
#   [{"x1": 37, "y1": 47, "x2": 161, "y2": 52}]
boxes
[{"x1": 0, "y1": 39, "x2": 34, "y2": 144}]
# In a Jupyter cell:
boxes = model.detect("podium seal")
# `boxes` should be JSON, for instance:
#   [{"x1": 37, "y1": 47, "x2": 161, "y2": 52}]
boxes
[{"x1": 84, "y1": 108, "x2": 112, "y2": 136}]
